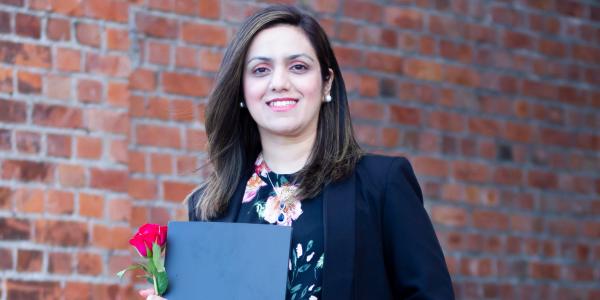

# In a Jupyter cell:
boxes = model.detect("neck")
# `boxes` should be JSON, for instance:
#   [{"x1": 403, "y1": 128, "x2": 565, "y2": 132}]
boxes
[{"x1": 259, "y1": 129, "x2": 316, "y2": 174}]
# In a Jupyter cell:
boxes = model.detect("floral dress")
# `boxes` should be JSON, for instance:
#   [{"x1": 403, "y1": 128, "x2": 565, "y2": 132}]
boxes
[{"x1": 237, "y1": 154, "x2": 324, "y2": 300}]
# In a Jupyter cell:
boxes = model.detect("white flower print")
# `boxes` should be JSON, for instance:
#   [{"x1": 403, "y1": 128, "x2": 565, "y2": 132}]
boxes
[
  {"x1": 309, "y1": 296, "x2": 318, "y2": 300},
  {"x1": 307, "y1": 252, "x2": 315, "y2": 262},
  {"x1": 309, "y1": 284, "x2": 314, "y2": 291},
  {"x1": 296, "y1": 243, "x2": 303, "y2": 257}
]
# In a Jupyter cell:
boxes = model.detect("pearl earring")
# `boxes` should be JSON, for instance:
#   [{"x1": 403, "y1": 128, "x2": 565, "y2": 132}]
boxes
[
  {"x1": 240, "y1": 101, "x2": 245, "y2": 108},
  {"x1": 325, "y1": 94, "x2": 332, "y2": 102}
]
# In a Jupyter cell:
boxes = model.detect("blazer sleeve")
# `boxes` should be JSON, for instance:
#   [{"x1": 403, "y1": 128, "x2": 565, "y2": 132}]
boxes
[
  {"x1": 185, "y1": 186, "x2": 204, "y2": 222},
  {"x1": 382, "y1": 157, "x2": 455, "y2": 299}
]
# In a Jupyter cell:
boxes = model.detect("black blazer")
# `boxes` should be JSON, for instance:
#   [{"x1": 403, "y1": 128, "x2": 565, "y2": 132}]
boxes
[{"x1": 187, "y1": 155, "x2": 455, "y2": 299}]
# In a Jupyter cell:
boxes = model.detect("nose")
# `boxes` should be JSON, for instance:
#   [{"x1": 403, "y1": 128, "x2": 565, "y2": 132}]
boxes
[{"x1": 269, "y1": 66, "x2": 290, "y2": 92}]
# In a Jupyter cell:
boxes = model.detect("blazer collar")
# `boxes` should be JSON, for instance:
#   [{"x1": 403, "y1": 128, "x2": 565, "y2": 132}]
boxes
[{"x1": 322, "y1": 173, "x2": 356, "y2": 300}]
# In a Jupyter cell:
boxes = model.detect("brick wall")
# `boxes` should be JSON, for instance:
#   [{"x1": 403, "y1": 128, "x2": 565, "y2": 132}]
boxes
[{"x1": 0, "y1": 0, "x2": 598, "y2": 299}]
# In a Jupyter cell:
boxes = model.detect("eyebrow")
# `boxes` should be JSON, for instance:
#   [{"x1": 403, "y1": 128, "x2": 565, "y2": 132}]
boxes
[{"x1": 246, "y1": 54, "x2": 315, "y2": 65}]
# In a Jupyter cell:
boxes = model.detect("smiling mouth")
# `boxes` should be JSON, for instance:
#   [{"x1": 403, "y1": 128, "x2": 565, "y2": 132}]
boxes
[{"x1": 266, "y1": 98, "x2": 299, "y2": 108}]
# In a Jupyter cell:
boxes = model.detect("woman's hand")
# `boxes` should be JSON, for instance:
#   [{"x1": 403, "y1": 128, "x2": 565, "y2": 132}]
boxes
[{"x1": 139, "y1": 288, "x2": 167, "y2": 300}]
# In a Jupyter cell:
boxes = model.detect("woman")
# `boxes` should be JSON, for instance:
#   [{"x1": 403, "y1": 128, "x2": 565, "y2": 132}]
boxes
[{"x1": 141, "y1": 5, "x2": 454, "y2": 300}]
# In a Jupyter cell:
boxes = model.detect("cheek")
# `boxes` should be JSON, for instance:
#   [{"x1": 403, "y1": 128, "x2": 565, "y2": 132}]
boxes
[
  {"x1": 295, "y1": 74, "x2": 323, "y2": 101},
  {"x1": 243, "y1": 75, "x2": 265, "y2": 102}
]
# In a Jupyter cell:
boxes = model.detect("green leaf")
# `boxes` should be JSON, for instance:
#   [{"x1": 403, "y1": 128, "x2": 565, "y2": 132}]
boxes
[
  {"x1": 290, "y1": 284, "x2": 302, "y2": 294},
  {"x1": 313, "y1": 287, "x2": 321, "y2": 292},
  {"x1": 116, "y1": 264, "x2": 143, "y2": 278},
  {"x1": 306, "y1": 240, "x2": 313, "y2": 252},
  {"x1": 156, "y1": 271, "x2": 169, "y2": 296},
  {"x1": 297, "y1": 264, "x2": 310, "y2": 273},
  {"x1": 152, "y1": 243, "x2": 165, "y2": 272},
  {"x1": 301, "y1": 286, "x2": 308, "y2": 297}
]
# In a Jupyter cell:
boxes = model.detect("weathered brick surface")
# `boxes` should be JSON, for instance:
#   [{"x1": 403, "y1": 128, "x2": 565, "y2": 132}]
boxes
[{"x1": 0, "y1": 0, "x2": 598, "y2": 299}]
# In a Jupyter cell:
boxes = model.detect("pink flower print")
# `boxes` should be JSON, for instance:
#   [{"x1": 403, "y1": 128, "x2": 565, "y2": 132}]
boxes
[
  {"x1": 242, "y1": 173, "x2": 267, "y2": 203},
  {"x1": 254, "y1": 154, "x2": 269, "y2": 177},
  {"x1": 262, "y1": 185, "x2": 302, "y2": 226}
]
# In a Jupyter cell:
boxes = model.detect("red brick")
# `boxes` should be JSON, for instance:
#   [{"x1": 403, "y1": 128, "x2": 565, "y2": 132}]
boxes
[
  {"x1": 151, "y1": 153, "x2": 172, "y2": 174},
  {"x1": 84, "y1": 109, "x2": 129, "y2": 134},
  {"x1": 92, "y1": 224, "x2": 130, "y2": 249},
  {"x1": 1, "y1": 0, "x2": 23, "y2": 7},
  {"x1": 109, "y1": 138, "x2": 128, "y2": 164},
  {"x1": 176, "y1": 155, "x2": 197, "y2": 175},
  {"x1": 2, "y1": 159, "x2": 53, "y2": 182},
  {"x1": 384, "y1": 7, "x2": 423, "y2": 30},
  {"x1": 47, "y1": 17, "x2": 70, "y2": 41},
  {"x1": 131, "y1": 206, "x2": 148, "y2": 227},
  {"x1": 333, "y1": 46, "x2": 362, "y2": 68},
  {"x1": 412, "y1": 156, "x2": 449, "y2": 178},
  {"x1": 76, "y1": 136, "x2": 102, "y2": 159},
  {"x1": 128, "y1": 150, "x2": 146, "y2": 173},
  {"x1": 47, "y1": 134, "x2": 71, "y2": 157},
  {"x1": 502, "y1": 30, "x2": 534, "y2": 50},
  {"x1": 106, "y1": 27, "x2": 130, "y2": 51},
  {"x1": 503, "y1": 121, "x2": 532, "y2": 143},
  {"x1": 181, "y1": 22, "x2": 227, "y2": 46},
  {"x1": 343, "y1": 0, "x2": 382, "y2": 22},
  {"x1": 0, "y1": 218, "x2": 30, "y2": 240},
  {"x1": 0, "y1": 11, "x2": 9, "y2": 33},
  {"x1": 56, "y1": 47, "x2": 81, "y2": 71},
  {"x1": 79, "y1": 193, "x2": 104, "y2": 218},
  {"x1": 136, "y1": 124, "x2": 181, "y2": 148},
  {"x1": 439, "y1": 40, "x2": 473, "y2": 64},
  {"x1": 35, "y1": 220, "x2": 88, "y2": 246},
  {"x1": 57, "y1": 164, "x2": 85, "y2": 187},
  {"x1": 527, "y1": 170, "x2": 558, "y2": 189},
  {"x1": 13, "y1": 188, "x2": 44, "y2": 213},
  {"x1": 107, "y1": 81, "x2": 129, "y2": 107},
  {"x1": 357, "y1": 75, "x2": 379, "y2": 97},
  {"x1": 84, "y1": 0, "x2": 129, "y2": 23},
  {"x1": 0, "y1": 66, "x2": 12, "y2": 93},
  {"x1": 198, "y1": 48, "x2": 223, "y2": 72},
  {"x1": 186, "y1": 129, "x2": 208, "y2": 151},
  {"x1": 468, "y1": 117, "x2": 502, "y2": 137},
  {"x1": 32, "y1": 104, "x2": 83, "y2": 129},
  {"x1": 428, "y1": 15, "x2": 461, "y2": 38},
  {"x1": 17, "y1": 71, "x2": 42, "y2": 94},
  {"x1": 46, "y1": 190, "x2": 74, "y2": 215},
  {"x1": 173, "y1": 0, "x2": 199, "y2": 15},
  {"x1": 15, "y1": 131, "x2": 40, "y2": 154},
  {"x1": 404, "y1": 58, "x2": 442, "y2": 81},
  {"x1": 198, "y1": 0, "x2": 220, "y2": 19},
  {"x1": 90, "y1": 168, "x2": 128, "y2": 192},
  {"x1": 529, "y1": 262, "x2": 561, "y2": 280},
  {"x1": 16, "y1": 13, "x2": 41, "y2": 38},
  {"x1": 48, "y1": 252, "x2": 72, "y2": 274},
  {"x1": 49, "y1": 0, "x2": 83, "y2": 16},
  {"x1": 162, "y1": 72, "x2": 213, "y2": 97},
  {"x1": 354, "y1": 124, "x2": 378, "y2": 147},
  {"x1": 76, "y1": 252, "x2": 103, "y2": 275},
  {"x1": 129, "y1": 68, "x2": 156, "y2": 91},
  {"x1": 172, "y1": 99, "x2": 195, "y2": 122},
  {"x1": 107, "y1": 198, "x2": 131, "y2": 222},
  {"x1": 76, "y1": 22, "x2": 101, "y2": 47},
  {"x1": 452, "y1": 161, "x2": 490, "y2": 183},
  {"x1": 77, "y1": 79, "x2": 103, "y2": 102},
  {"x1": 147, "y1": 40, "x2": 170, "y2": 65},
  {"x1": 163, "y1": 181, "x2": 196, "y2": 202},
  {"x1": 0, "y1": 41, "x2": 51, "y2": 68},
  {"x1": 175, "y1": 46, "x2": 199, "y2": 68},
  {"x1": 6, "y1": 280, "x2": 61, "y2": 300},
  {"x1": 136, "y1": 13, "x2": 178, "y2": 38},
  {"x1": 443, "y1": 65, "x2": 479, "y2": 87},
  {"x1": 16, "y1": 249, "x2": 42, "y2": 272},
  {"x1": 0, "y1": 98, "x2": 26, "y2": 123},
  {"x1": 85, "y1": 53, "x2": 131, "y2": 78},
  {"x1": 429, "y1": 111, "x2": 464, "y2": 132},
  {"x1": 45, "y1": 75, "x2": 71, "y2": 100},
  {"x1": 365, "y1": 51, "x2": 403, "y2": 73},
  {"x1": 349, "y1": 101, "x2": 384, "y2": 121},
  {"x1": 493, "y1": 167, "x2": 523, "y2": 186},
  {"x1": 473, "y1": 210, "x2": 509, "y2": 230}
]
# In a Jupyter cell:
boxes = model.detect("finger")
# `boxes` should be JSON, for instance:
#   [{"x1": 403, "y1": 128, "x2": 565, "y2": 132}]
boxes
[{"x1": 139, "y1": 288, "x2": 156, "y2": 297}]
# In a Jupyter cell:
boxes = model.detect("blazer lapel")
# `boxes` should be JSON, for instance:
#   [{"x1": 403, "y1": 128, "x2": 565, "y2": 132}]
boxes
[{"x1": 322, "y1": 173, "x2": 356, "y2": 299}]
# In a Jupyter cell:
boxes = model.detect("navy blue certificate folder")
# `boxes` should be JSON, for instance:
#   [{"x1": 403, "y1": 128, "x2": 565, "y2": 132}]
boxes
[{"x1": 163, "y1": 221, "x2": 292, "y2": 300}]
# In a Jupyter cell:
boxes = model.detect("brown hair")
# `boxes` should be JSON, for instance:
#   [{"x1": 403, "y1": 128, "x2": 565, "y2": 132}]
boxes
[{"x1": 192, "y1": 5, "x2": 362, "y2": 220}]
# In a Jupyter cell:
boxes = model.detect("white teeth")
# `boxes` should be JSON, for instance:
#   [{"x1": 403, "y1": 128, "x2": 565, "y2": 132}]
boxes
[{"x1": 270, "y1": 100, "x2": 296, "y2": 107}]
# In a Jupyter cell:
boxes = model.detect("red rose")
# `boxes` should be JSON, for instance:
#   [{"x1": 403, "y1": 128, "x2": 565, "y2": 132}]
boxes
[{"x1": 129, "y1": 223, "x2": 167, "y2": 257}]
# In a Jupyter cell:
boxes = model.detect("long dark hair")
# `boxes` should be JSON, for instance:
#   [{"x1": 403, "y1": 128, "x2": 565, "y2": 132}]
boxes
[{"x1": 193, "y1": 5, "x2": 362, "y2": 220}]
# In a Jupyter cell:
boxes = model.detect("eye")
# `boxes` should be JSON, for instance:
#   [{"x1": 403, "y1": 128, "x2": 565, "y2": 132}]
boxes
[
  {"x1": 290, "y1": 64, "x2": 308, "y2": 72},
  {"x1": 252, "y1": 66, "x2": 270, "y2": 75}
]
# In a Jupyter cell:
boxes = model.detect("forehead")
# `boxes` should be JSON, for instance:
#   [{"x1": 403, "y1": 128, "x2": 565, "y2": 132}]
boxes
[{"x1": 246, "y1": 24, "x2": 316, "y2": 59}]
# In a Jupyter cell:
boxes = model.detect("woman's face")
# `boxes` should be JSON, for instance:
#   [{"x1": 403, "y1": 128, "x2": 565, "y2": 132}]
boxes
[{"x1": 243, "y1": 24, "x2": 333, "y2": 139}]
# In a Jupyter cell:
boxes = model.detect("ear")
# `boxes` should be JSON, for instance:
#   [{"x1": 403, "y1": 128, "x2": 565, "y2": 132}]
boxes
[{"x1": 323, "y1": 68, "x2": 334, "y2": 96}]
